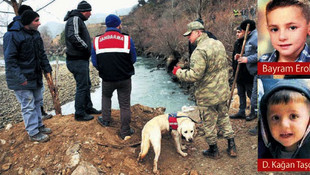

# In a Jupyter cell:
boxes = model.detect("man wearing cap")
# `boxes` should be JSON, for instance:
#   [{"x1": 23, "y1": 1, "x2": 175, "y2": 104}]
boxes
[
  {"x1": 172, "y1": 21, "x2": 237, "y2": 159},
  {"x1": 91, "y1": 14, "x2": 136, "y2": 140},
  {"x1": 233, "y1": 19, "x2": 258, "y2": 123},
  {"x1": 64, "y1": 1, "x2": 101, "y2": 122},
  {"x1": 3, "y1": 10, "x2": 52, "y2": 142}
]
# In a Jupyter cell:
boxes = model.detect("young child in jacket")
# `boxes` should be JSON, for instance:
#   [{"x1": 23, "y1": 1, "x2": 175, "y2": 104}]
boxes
[
  {"x1": 260, "y1": 0, "x2": 310, "y2": 62},
  {"x1": 259, "y1": 80, "x2": 310, "y2": 158}
]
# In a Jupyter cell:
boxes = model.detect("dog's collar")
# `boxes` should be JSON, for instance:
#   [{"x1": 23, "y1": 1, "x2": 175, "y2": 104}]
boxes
[{"x1": 168, "y1": 113, "x2": 188, "y2": 131}]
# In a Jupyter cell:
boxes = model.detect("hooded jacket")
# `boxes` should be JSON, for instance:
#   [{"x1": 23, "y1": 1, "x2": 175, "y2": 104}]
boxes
[
  {"x1": 259, "y1": 79, "x2": 310, "y2": 158},
  {"x1": 244, "y1": 29, "x2": 257, "y2": 76},
  {"x1": 64, "y1": 10, "x2": 91, "y2": 60},
  {"x1": 3, "y1": 21, "x2": 52, "y2": 90},
  {"x1": 7, "y1": 16, "x2": 23, "y2": 31}
]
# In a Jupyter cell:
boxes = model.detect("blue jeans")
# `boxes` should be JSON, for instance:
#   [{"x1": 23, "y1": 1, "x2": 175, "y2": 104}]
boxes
[
  {"x1": 66, "y1": 60, "x2": 93, "y2": 115},
  {"x1": 15, "y1": 88, "x2": 43, "y2": 136},
  {"x1": 40, "y1": 84, "x2": 45, "y2": 107}
]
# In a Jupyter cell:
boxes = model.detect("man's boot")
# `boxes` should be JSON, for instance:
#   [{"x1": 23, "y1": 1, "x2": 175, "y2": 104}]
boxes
[
  {"x1": 41, "y1": 106, "x2": 52, "y2": 120},
  {"x1": 227, "y1": 138, "x2": 237, "y2": 157},
  {"x1": 202, "y1": 144, "x2": 220, "y2": 159}
]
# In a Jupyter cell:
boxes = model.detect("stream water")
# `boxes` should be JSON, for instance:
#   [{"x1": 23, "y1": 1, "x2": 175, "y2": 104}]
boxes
[{"x1": 60, "y1": 56, "x2": 195, "y2": 115}]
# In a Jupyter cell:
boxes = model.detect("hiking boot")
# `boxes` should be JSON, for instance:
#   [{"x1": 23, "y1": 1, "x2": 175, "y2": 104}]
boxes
[
  {"x1": 42, "y1": 114, "x2": 53, "y2": 120},
  {"x1": 29, "y1": 132, "x2": 49, "y2": 142},
  {"x1": 246, "y1": 113, "x2": 257, "y2": 121},
  {"x1": 75, "y1": 114, "x2": 94, "y2": 121},
  {"x1": 41, "y1": 106, "x2": 53, "y2": 120},
  {"x1": 39, "y1": 126, "x2": 52, "y2": 134},
  {"x1": 249, "y1": 127, "x2": 258, "y2": 136},
  {"x1": 227, "y1": 138, "x2": 237, "y2": 157},
  {"x1": 86, "y1": 108, "x2": 102, "y2": 114},
  {"x1": 202, "y1": 144, "x2": 220, "y2": 159},
  {"x1": 120, "y1": 128, "x2": 135, "y2": 140},
  {"x1": 229, "y1": 112, "x2": 246, "y2": 119},
  {"x1": 97, "y1": 116, "x2": 110, "y2": 127}
]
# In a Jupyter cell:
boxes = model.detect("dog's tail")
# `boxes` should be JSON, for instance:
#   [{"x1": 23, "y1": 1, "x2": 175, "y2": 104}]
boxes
[{"x1": 137, "y1": 132, "x2": 150, "y2": 162}]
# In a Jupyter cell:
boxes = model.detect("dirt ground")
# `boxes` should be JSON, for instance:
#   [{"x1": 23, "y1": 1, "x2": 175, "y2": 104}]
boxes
[{"x1": 0, "y1": 94, "x2": 267, "y2": 175}]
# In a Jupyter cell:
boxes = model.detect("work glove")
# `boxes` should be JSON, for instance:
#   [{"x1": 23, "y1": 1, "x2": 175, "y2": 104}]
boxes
[{"x1": 172, "y1": 66, "x2": 181, "y2": 75}]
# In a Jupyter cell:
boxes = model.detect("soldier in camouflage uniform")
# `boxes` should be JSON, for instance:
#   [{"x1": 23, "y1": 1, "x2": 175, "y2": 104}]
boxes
[{"x1": 172, "y1": 21, "x2": 237, "y2": 159}]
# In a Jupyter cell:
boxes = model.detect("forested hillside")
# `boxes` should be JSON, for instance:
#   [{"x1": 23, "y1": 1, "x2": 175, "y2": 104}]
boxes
[{"x1": 123, "y1": 0, "x2": 257, "y2": 61}]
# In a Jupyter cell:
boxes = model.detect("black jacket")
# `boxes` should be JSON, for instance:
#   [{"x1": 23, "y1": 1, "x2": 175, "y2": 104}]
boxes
[
  {"x1": 93, "y1": 29, "x2": 135, "y2": 82},
  {"x1": 64, "y1": 10, "x2": 91, "y2": 60},
  {"x1": 3, "y1": 23, "x2": 52, "y2": 90},
  {"x1": 232, "y1": 38, "x2": 253, "y2": 84}
]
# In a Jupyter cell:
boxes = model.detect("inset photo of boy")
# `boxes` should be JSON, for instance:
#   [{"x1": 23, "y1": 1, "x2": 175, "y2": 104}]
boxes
[
  {"x1": 258, "y1": 0, "x2": 310, "y2": 62},
  {"x1": 258, "y1": 79, "x2": 310, "y2": 158}
]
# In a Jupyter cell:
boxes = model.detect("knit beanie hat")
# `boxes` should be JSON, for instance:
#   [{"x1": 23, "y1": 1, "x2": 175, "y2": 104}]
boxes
[
  {"x1": 240, "y1": 19, "x2": 256, "y2": 31},
  {"x1": 18, "y1": 5, "x2": 33, "y2": 16},
  {"x1": 105, "y1": 14, "x2": 121, "y2": 28},
  {"x1": 21, "y1": 10, "x2": 39, "y2": 26},
  {"x1": 77, "y1": 1, "x2": 92, "y2": 12}
]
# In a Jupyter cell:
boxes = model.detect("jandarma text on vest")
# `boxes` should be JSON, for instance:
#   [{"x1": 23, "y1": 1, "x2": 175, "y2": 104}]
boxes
[{"x1": 99, "y1": 35, "x2": 124, "y2": 42}]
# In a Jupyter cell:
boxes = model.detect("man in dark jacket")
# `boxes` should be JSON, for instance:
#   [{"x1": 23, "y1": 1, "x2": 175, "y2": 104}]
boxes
[
  {"x1": 230, "y1": 26, "x2": 254, "y2": 119},
  {"x1": 233, "y1": 19, "x2": 258, "y2": 122},
  {"x1": 91, "y1": 14, "x2": 137, "y2": 140},
  {"x1": 64, "y1": 1, "x2": 100, "y2": 121},
  {"x1": 3, "y1": 10, "x2": 52, "y2": 142},
  {"x1": 7, "y1": 5, "x2": 53, "y2": 121}
]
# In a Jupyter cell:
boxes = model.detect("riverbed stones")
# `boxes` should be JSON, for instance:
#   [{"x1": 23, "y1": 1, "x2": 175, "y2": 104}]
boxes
[
  {"x1": 71, "y1": 161, "x2": 99, "y2": 175},
  {"x1": 30, "y1": 168, "x2": 46, "y2": 175},
  {"x1": 2, "y1": 163, "x2": 11, "y2": 171}
]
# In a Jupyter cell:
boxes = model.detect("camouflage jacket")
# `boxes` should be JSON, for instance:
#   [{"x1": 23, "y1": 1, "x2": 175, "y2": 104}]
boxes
[{"x1": 176, "y1": 33, "x2": 230, "y2": 107}]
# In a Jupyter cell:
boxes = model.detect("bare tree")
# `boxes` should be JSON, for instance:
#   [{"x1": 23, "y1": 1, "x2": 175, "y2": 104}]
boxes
[{"x1": 2, "y1": 0, "x2": 55, "y2": 15}]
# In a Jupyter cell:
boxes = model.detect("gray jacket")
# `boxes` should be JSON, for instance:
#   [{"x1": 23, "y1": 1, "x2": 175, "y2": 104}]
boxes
[{"x1": 244, "y1": 29, "x2": 257, "y2": 76}]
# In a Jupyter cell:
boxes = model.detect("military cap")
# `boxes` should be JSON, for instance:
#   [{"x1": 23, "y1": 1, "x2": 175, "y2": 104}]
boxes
[{"x1": 183, "y1": 21, "x2": 204, "y2": 36}]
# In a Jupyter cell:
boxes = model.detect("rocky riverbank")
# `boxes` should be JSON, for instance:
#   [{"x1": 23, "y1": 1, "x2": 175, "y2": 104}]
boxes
[{"x1": 0, "y1": 63, "x2": 100, "y2": 130}]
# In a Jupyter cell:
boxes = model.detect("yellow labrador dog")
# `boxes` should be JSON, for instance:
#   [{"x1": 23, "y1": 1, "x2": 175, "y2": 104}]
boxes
[{"x1": 137, "y1": 111, "x2": 196, "y2": 174}]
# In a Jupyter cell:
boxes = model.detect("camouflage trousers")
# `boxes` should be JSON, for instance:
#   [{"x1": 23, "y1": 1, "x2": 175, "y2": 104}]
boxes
[{"x1": 200, "y1": 102, "x2": 235, "y2": 145}]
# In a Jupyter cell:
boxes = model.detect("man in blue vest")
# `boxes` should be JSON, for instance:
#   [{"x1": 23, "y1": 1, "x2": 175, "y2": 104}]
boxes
[{"x1": 91, "y1": 14, "x2": 137, "y2": 140}]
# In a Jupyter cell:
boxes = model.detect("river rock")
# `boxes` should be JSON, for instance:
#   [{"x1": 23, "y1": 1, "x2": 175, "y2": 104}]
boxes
[
  {"x1": 5, "y1": 123, "x2": 12, "y2": 130},
  {"x1": 30, "y1": 168, "x2": 46, "y2": 175},
  {"x1": 2, "y1": 163, "x2": 11, "y2": 171},
  {"x1": 66, "y1": 143, "x2": 80, "y2": 155},
  {"x1": 17, "y1": 167, "x2": 24, "y2": 174},
  {"x1": 0, "y1": 139, "x2": 6, "y2": 144},
  {"x1": 71, "y1": 161, "x2": 99, "y2": 175},
  {"x1": 68, "y1": 153, "x2": 80, "y2": 168}
]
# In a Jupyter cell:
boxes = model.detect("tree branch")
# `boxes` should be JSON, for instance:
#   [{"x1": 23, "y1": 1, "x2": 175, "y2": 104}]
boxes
[
  {"x1": 3, "y1": 0, "x2": 11, "y2": 5},
  {"x1": 0, "y1": 10, "x2": 15, "y2": 14},
  {"x1": 36, "y1": 0, "x2": 55, "y2": 12}
]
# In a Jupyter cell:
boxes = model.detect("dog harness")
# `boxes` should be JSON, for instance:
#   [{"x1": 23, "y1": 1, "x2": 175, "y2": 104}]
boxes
[{"x1": 168, "y1": 113, "x2": 188, "y2": 131}]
